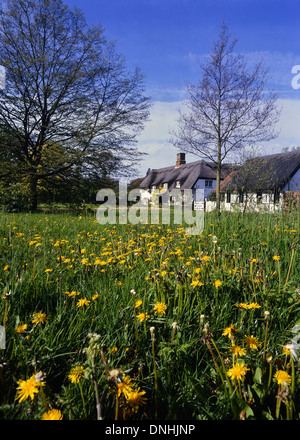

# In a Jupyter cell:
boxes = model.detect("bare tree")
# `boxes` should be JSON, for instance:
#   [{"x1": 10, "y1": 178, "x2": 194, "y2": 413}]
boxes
[
  {"x1": 0, "y1": 0, "x2": 150, "y2": 210},
  {"x1": 170, "y1": 23, "x2": 280, "y2": 212}
]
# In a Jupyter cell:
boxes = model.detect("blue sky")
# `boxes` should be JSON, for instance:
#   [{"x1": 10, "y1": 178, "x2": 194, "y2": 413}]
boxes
[{"x1": 65, "y1": 0, "x2": 300, "y2": 176}]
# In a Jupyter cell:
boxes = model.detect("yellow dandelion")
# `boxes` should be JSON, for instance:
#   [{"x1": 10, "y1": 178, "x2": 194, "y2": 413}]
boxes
[
  {"x1": 222, "y1": 324, "x2": 239, "y2": 339},
  {"x1": 227, "y1": 362, "x2": 249, "y2": 381},
  {"x1": 191, "y1": 279, "x2": 204, "y2": 287},
  {"x1": 16, "y1": 323, "x2": 28, "y2": 333},
  {"x1": 137, "y1": 312, "x2": 150, "y2": 323},
  {"x1": 76, "y1": 297, "x2": 91, "y2": 308},
  {"x1": 274, "y1": 370, "x2": 292, "y2": 386},
  {"x1": 44, "y1": 269, "x2": 53, "y2": 273},
  {"x1": 15, "y1": 373, "x2": 45, "y2": 403},
  {"x1": 135, "y1": 300, "x2": 143, "y2": 308},
  {"x1": 273, "y1": 255, "x2": 280, "y2": 261},
  {"x1": 32, "y1": 312, "x2": 47, "y2": 325},
  {"x1": 214, "y1": 280, "x2": 222, "y2": 288},
  {"x1": 244, "y1": 335, "x2": 261, "y2": 350},
  {"x1": 41, "y1": 409, "x2": 63, "y2": 420},
  {"x1": 126, "y1": 387, "x2": 147, "y2": 413},
  {"x1": 68, "y1": 366, "x2": 85, "y2": 383},
  {"x1": 153, "y1": 302, "x2": 167, "y2": 316},
  {"x1": 230, "y1": 345, "x2": 246, "y2": 357},
  {"x1": 117, "y1": 374, "x2": 134, "y2": 399}
]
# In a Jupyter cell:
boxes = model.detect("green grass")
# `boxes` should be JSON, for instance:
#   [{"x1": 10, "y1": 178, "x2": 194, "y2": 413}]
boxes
[{"x1": 0, "y1": 209, "x2": 299, "y2": 420}]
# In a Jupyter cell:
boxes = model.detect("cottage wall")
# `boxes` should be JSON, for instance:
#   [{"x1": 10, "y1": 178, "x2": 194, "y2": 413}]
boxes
[{"x1": 193, "y1": 178, "x2": 217, "y2": 200}]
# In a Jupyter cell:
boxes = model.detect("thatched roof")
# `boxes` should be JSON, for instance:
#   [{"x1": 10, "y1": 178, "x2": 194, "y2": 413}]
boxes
[
  {"x1": 223, "y1": 150, "x2": 300, "y2": 192},
  {"x1": 139, "y1": 159, "x2": 234, "y2": 190}
]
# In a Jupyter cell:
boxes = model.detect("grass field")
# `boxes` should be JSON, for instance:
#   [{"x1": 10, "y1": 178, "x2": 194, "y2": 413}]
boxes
[{"x1": 0, "y1": 208, "x2": 299, "y2": 420}]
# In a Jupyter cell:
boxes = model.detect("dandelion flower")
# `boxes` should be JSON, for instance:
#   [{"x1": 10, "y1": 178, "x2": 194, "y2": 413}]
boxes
[
  {"x1": 76, "y1": 298, "x2": 90, "y2": 308},
  {"x1": 274, "y1": 370, "x2": 292, "y2": 386},
  {"x1": 153, "y1": 302, "x2": 167, "y2": 315},
  {"x1": 222, "y1": 324, "x2": 239, "y2": 339},
  {"x1": 214, "y1": 280, "x2": 222, "y2": 288},
  {"x1": 32, "y1": 312, "x2": 47, "y2": 325},
  {"x1": 126, "y1": 387, "x2": 147, "y2": 413},
  {"x1": 191, "y1": 279, "x2": 204, "y2": 287},
  {"x1": 244, "y1": 335, "x2": 261, "y2": 350},
  {"x1": 137, "y1": 312, "x2": 150, "y2": 323},
  {"x1": 273, "y1": 255, "x2": 280, "y2": 261},
  {"x1": 230, "y1": 345, "x2": 246, "y2": 357},
  {"x1": 16, "y1": 374, "x2": 45, "y2": 403},
  {"x1": 227, "y1": 362, "x2": 249, "y2": 381},
  {"x1": 16, "y1": 323, "x2": 28, "y2": 333},
  {"x1": 117, "y1": 374, "x2": 133, "y2": 399},
  {"x1": 44, "y1": 269, "x2": 53, "y2": 273},
  {"x1": 135, "y1": 300, "x2": 143, "y2": 308},
  {"x1": 41, "y1": 409, "x2": 63, "y2": 420},
  {"x1": 68, "y1": 366, "x2": 85, "y2": 383}
]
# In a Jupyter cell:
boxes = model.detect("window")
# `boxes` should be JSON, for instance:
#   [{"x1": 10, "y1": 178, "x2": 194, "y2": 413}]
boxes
[
  {"x1": 205, "y1": 180, "x2": 213, "y2": 187},
  {"x1": 163, "y1": 182, "x2": 168, "y2": 189}
]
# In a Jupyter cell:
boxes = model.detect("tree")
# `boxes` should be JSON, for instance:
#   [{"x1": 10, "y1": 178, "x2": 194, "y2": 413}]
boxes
[
  {"x1": 0, "y1": 0, "x2": 150, "y2": 210},
  {"x1": 170, "y1": 23, "x2": 280, "y2": 212}
]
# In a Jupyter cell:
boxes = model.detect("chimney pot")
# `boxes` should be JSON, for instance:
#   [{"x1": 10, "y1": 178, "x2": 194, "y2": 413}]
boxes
[{"x1": 175, "y1": 152, "x2": 186, "y2": 168}]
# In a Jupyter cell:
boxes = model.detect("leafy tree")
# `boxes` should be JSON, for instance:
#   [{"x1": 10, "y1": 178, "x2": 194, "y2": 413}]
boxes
[
  {"x1": 0, "y1": 0, "x2": 150, "y2": 210},
  {"x1": 170, "y1": 23, "x2": 280, "y2": 212}
]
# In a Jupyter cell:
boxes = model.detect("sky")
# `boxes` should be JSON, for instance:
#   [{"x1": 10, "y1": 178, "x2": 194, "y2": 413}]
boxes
[{"x1": 65, "y1": 0, "x2": 300, "y2": 177}]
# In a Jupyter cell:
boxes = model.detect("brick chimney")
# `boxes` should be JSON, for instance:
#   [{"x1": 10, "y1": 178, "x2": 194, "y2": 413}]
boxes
[{"x1": 175, "y1": 152, "x2": 186, "y2": 168}]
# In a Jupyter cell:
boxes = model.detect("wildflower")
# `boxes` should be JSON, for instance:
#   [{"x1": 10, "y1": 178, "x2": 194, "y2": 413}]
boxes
[
  {"x1": 230, "y1": 345, "x2": 246, "y2": 357},
  {"x1": 244, "y1": 335, "x2": 261, "y2": 350},
  {"x1": 153, "y1": 302, "x2": 167, "y2": 315},
  {"x1": 92, "y1": 294, "x2": 99, "y2": 301},
  {"x1": 77, "y1": 298, "x2": 91, "y2": 308},
  {"x1": 44, "y1": 269, "x2": 53, "y2": 273},
  {"x1": 227, "y1": 362, "x2": 249, "y2": 381},
  {"x1": 222, "y1": 324, "x2": 239, "y2": 339},
  {"x1": 191, "y1": 279, "x2": 204, "y2": 287},
  {"x1": 235, "y1": 302, "x2": 261, "y2": 310},
  {"x1": 15, "y1": 373, "x2": 45, "y2": 403},
  {"x1": 16, "y1": 323, "x2": 28, "y2": 333},
  {"x1": 274, "y1": 370, "x2": 292, "y2": 386},
  {"x1": 110, "y1": 346, "x2": 118, "y2": 354},
  {"x1": 32, "y1": 312, "x2": 47, "y2": 325},
  {"x1": 3, "y1": 265, "x2": 9, "y2": 271},
  {"x1": 68, "y1": 366, "x2": 85, "y2": 383},
  {"x1": 214, "y1": 280, "x2": 222, "y2": 288},
  {"x1": 201, "y1": 255, "x2": 210, "y2": 262},
  {"x1": 117, "y1": 374, "x2": 134, "y2": 399},
  {"x1": 135, "y1": 300, "x2": 143, "y2": 308},
  {"x1": 137, "y1": 312, "x2": 150, "y2": 323},
  {"x1": 126, "y1": 387, "x2": 147, "y2": 413},
  {"x1": 273, "y1": 255, "x2": 280, "y2": 261},
  {"x1": 41, "y1": 409, "x2": 63, "y2": 420}
]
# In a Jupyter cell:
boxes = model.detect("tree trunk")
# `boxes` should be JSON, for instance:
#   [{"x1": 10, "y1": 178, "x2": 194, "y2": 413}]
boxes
[
  {"x1": 216, "y1": 139, "x2": 222, "y2": 213},
  {"x1": 29, "y1": 173, "x2": 38, "y2": 211}
]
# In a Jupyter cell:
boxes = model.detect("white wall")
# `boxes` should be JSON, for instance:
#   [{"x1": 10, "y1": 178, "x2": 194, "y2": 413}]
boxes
[{"x1": 193, "y1": 178, "x2": 216, "y2": 199}]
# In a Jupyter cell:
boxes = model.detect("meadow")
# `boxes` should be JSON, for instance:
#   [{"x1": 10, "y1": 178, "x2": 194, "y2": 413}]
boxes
[{"x1": 0, "y1": 208, "x2": 299, "y2": 420}]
